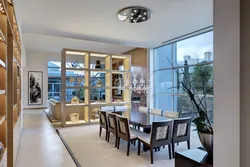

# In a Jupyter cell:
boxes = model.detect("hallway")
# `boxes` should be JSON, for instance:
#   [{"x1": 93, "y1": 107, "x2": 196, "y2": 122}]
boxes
[{"x1": 15, "y1": 110, "x2": 76, "y2": 167}]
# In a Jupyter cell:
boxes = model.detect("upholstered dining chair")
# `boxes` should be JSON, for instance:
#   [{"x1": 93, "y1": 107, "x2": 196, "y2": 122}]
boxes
[
  {"x1": 139, "y1": 106, "x2": 150, "y2": 114},
  {"x1": 151, "y1": 108, "x2": 163, "y2": 116},
  {"x1": 107, "y1": 112, "x2": 118, "y2": 147},
  {"x1": 138, "y1": 120, "x2": 173, "y2": 164},
  {"x1": 164, "y1": 111, "x2": 179, "y2": 119},
  {"x1": 116, "y1": 116, "x2": 146, "y2": 156},
  {"x1": 172, "y1": 117, "x2": 192, "y2": 158},
  {"x1": 99, "y1": 111, "x2": 108, "y2": 141}
]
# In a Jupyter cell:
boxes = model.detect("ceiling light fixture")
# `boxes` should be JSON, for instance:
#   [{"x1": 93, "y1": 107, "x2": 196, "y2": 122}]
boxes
[{"x1": 117, "y1": 6, "x2": 151, "y2": 23}]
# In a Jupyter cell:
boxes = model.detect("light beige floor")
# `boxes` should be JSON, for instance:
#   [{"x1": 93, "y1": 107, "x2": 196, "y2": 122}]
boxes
[
  {"x1": 59, "y1": 124, "x2": 202, "y2": 167},
  {"x1": 15, "y1": 109, "x2": 76, "y2": 167}
]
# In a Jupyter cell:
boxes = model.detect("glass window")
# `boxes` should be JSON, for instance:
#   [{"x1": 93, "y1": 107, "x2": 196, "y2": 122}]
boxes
[
  {"x1": 154, "y1": 70, "x2": 173, "y2": 94},
  {"x1": 154, "y1": 31, "x2": 213, "y2": 120},
  {"x1": 154, "y1": 44, "x2": 173, "y2": 70}
]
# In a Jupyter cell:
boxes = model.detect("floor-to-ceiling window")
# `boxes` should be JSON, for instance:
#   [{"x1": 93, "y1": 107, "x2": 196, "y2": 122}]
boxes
[{"x1": 154, "y1": 31, "x2": 213, "y2": 120}]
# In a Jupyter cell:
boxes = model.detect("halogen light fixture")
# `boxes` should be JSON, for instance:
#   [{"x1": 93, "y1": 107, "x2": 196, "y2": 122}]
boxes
[{"x1": 117, "y1": 6, "x2": 151, "y2": 23}]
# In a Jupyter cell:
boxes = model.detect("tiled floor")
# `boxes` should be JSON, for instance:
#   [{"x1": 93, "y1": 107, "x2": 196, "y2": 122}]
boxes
[{"x1": 15, "y1": 109, "x2": 76, "y2": 167}]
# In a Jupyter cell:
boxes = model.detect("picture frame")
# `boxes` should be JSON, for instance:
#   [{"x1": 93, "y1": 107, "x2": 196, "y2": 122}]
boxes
[{"x1": 28, "y1": 71, "x2": 43, "y2": 105}]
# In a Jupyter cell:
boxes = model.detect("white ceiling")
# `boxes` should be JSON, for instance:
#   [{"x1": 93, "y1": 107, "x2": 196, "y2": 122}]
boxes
[{"x1": 14, "y1": 0, "x2": 213, "y2": 53}]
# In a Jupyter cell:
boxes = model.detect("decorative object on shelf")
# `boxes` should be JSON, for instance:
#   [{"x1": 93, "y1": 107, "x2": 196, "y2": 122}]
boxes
[
  {"x1": 77, "y1": 77, "x2": 83, "y2": 84},
  {"x1": 70, "y1": 113, "x2": 80, "y2": 122},
  {"x1": 0, "y1": 141, "x2": 4, "y2": 157},
  {"x1": 95, "y1": 60, "x2": 102, "y2": 69},
  {"x1": 92, "y1": 108, "x2": 100, "y2": 120},
  {"x1": 71, "y1": 96, "x2": 79, "y2": 104},
  {"x1": 71, "y1": 61, "x2": 80, "y2": 68},
  {"x1": 117, "y1": 6, "x2": 152, "y2": 23},
  {"x1": 96, "y1": 79, "x2": 103, "y2": 87},
  {"x1": 28, "y1": 71, "x2": 43, "y2": 105},
  {"x1": 68, "y1": 76, "x2": 75, "y2": 84}
]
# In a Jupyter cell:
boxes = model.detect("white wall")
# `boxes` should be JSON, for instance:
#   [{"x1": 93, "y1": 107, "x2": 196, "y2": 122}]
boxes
[
  {"x1": 214, "y1": 0, "x2": 240, "y2": 166},
  {"x1": 23, "y1": 50, "x2": 61, "y2": 109}
]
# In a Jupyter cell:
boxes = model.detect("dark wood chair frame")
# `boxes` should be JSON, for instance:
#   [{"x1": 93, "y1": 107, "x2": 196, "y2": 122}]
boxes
[
  {"x1": 172, "y1": 117, "x2": 192, "y2": 158},
  {"x1": 116, "y1": 116, "x2": 137, "y2": 156},
  {"x1": 107, "y1": 113, "x2": 118, "y2": 147},
  {"x1": 138, "y1": 120, "x2": 173, "y2": 164},
  {"x1": 99, "y1": 111, "x2": 108, "y2": 141}
]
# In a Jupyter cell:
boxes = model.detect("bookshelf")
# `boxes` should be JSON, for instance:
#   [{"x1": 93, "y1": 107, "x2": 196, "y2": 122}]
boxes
[
  {"x1": 61, "y1": 49, "x2": 131, "y2": 126},
  {"x1": 0, "y1": 0, "x2": 22, "y2": 166}
]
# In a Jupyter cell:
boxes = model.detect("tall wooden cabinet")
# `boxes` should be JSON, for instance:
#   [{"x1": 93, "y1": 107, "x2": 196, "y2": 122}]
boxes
[
  {"x1": 61, "y1": 49, "x2": 131, "y2": 127},
  {"x1": 0, "y1": 0, "x2": 22, "y2": 166}
]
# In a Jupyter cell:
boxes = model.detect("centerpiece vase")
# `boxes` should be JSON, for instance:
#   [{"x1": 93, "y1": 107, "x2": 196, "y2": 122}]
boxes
[{"x1": 198, "y1": 132, "x2": 213, "y2": 156}]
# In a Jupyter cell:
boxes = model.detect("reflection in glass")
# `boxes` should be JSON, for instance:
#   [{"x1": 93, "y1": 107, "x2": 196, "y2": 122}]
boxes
[{"x1": 154, "y1": 70, "x2": 173, "y2": 94}]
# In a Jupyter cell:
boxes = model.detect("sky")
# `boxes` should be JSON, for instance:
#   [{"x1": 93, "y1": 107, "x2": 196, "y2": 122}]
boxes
[{"x1": 176, "y1": 31, "x2": 213, "y2": 61}]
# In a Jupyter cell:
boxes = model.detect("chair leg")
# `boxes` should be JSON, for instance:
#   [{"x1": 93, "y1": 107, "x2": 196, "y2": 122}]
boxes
[
  {"x1": 117, "y1": 138, "x2": 120, "y2": 149},
  {"x1": 187, "y1": 140, "x2": 190, "y2": 149},
  {"x1": 138, "y1": 141, "x2": 141, "y2": 155},
  {"x1": 115, "y1": 136, "x2": 117, "y2": 148},
  {"x1": 163, "y1": 145, "x2": 165, "y2": 148},
  {"x1": 168, "y1": 144, "x2": 172, "y2": 159},
  {"x1": 99, "y1": 127, "x2": 102, "y2": 137},
  {"x1": 127, "y1": 141, "x2": 130, "y2": 156},
  {"x1": 105, "y1": 130, "x2": 108, "y2": 141},
  {"x1": 150, "y1": 148, "x2": 154, "y2": 164},
  {"x1": 107, "y1": 132, "x2": 110, "y2": 142},
  {"x1": 134, "y1": 139, "x2": 136, "y2": 146},
  {"x1": 172, "y1": 142, "x2": 175, "y2": 158}
]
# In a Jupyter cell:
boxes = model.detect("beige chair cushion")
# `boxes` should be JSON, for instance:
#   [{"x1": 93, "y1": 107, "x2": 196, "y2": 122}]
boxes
[
  {"x1": 139, "y1": 107, "x2": 148, "y2": 114},
  {"x1": 177, "y1": 123, "x2": 188, "y2": 137},
  {"x1": 156, "y1": 126, "x2": 168, "y2": 141},
  {"x1": 151, "y1": 108, "x2": 163, "y2": 116},
  {"x1": 138, "y1": 134, "x2": 151, "y2": 144},
  {"x1": 130, "y1": 128, "x2": 148, "y2": 140},
  {"x1": 164, "y1": 111, "x2": 179, "y2": 118}
]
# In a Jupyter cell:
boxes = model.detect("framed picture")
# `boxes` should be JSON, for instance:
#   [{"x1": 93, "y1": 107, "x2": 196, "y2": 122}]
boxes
[{"x1": 28, "y1": 71, "x2": 43, "y2": 105}]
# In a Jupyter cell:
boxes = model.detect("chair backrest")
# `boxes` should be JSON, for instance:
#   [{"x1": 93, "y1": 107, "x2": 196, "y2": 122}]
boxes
[
  {"x1": 164, "y1": 111, "x2": 179, "y2": 119},
  {"x1": 115, "y1": 106, "x2": 127, "y2": 112},
  {"x1": 116, "y1": 116, "x2": 130, "y2": 141},
  {"x1": 151, "y1": 108, "x2": 163, "y2": 116},
  {"x1": 150, "y1": 120, "x2": 173, "y2": 147},
  {"x1": 107, "y1": 113, "x2": 117, "y2": 135},
  {"x1": 100, "y1": 106, "x2": 115, "y2": 112},
  {"x1": 99, "y1": 111, "x2": 108, "y2": 129},
  {"x1": 172, "y1": 117, "x2": 192, "y2": 143},
  {"x1": 139, "y1": 106, "x2": 149, "y2": 114}
]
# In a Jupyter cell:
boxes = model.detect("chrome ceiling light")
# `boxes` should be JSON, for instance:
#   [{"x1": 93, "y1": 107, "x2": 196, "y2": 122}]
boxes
[{"x1": 117, "y1": 6, "x2": 151, "y2": 23}]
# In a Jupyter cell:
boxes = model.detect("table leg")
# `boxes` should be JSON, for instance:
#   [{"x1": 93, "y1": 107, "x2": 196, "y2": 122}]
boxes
[{"x1": 143, "y1": 127, "x2": 151, "y2": 151}]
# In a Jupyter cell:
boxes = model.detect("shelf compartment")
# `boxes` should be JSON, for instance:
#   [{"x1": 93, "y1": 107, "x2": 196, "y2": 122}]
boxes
[
  {"x1": 65, "y1": 103, "x2": 86, "y2": 107},
  {"x1": 0, "y1": 115, "x2": 5, "y2": 125},
  {"x1": 0, "y1": 90, "x2": 6, "y2": 116},
  {"x1": 0, "y1": 59, "x2": 5, "y2": 68},
  {"x1": 65, "y1": 68, "x2": 88, "y2": 71},
  {"x1": 90, "y1": 102, "x2": 108, "y2": 106}
]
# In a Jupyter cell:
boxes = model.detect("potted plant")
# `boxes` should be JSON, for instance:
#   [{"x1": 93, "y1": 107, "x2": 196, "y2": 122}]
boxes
[{"x1": 174, "y1": 60, "x2": 214, "y2": 155}]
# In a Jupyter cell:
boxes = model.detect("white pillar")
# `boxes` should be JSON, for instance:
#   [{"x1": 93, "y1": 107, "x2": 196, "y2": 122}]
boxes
[{"x1": 214, "y1": 0, "x2": 240, "y2": 167}]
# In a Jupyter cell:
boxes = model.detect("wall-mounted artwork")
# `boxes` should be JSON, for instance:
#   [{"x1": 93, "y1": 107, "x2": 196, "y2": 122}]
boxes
[{"x1": 28, "y1": 71, "x2": 43, "y2": 105}]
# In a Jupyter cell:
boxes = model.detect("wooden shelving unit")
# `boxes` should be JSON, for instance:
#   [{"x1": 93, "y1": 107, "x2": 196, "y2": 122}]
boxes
[
  {"x1": 0, "y1": 0, "x2": 22, "y2": 166},
  {"x1": 61, "y1": 49, "x2": 131, "y2": 127}
]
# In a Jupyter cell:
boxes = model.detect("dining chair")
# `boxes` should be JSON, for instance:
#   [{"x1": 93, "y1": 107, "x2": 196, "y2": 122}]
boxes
[
  {"x1": 100, "y1": 106, "x2": 115, "y2": 112},
  {"x1": 138, "y1": 120, "x2": 173, "y2": 164},
  {"x1": 116, "y1": 115, "x2": 146, "y2": 156},
  {"x1": 151, "y1": 108, "x2": 163, "y2": 116},
  {"x1": 172, "y1": 117, "x2": 192, "y2": 158},
  {"x1": 164, "y1": 111, "x2": 179, "y2": 119},
  {"x1": 139, "y1": 106, "x2": 149, "y2": 114},
  {"x1": 99, "y1": 111, "x2": 108, "y2": 141},
  {"x1": 107, "y1": 112, "x2": 118, "y2": 147}
]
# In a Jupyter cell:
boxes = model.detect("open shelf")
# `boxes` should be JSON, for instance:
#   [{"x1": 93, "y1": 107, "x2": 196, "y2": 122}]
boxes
[
  {"x1": 0, "y1": 115, "x2": 5, "y2": 125},
  {"x1": 0, "y1": 90, "x2": 5, "y2": 95},
  {"x1": 61, "y1": 49, "x2": 131, "y2": 127},
  {"x1": 0, "y1": 59, "x2": 5, "y2": 68}
]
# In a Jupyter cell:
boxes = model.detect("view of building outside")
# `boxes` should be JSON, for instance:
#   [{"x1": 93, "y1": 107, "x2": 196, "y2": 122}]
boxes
[{"x1": 154, "y1": 31, "x2": 213, "y2": 121}]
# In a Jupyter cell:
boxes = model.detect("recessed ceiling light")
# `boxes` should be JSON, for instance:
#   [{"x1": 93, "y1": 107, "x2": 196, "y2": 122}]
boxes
[{"x1": 117, "y1": 6, "x2": 152, "y2": 23}]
